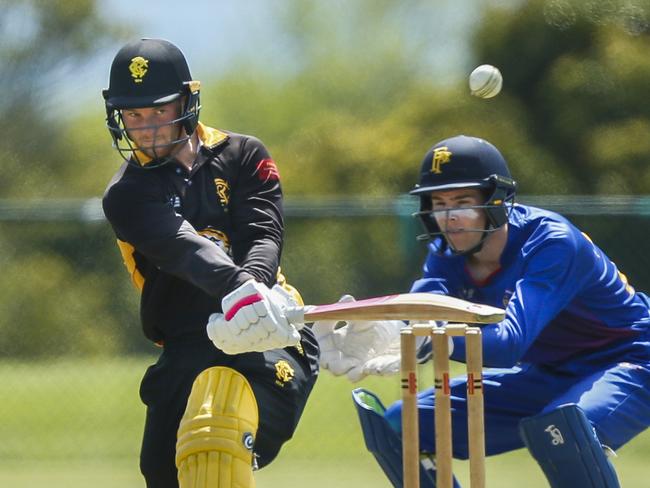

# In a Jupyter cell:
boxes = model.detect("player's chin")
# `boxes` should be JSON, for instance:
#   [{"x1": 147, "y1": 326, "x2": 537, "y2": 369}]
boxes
[
  {"x1": 445, "y1": 234, "x2": 475, "y2": 253},
  {"x1": 139, "y1": 143, "x2": 174, "y2": 159}
]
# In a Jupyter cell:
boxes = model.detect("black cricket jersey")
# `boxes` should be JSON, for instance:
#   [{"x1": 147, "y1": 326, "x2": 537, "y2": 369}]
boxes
[{"x1": 103, "y1": 123, "x2": 285, "y2": 343}]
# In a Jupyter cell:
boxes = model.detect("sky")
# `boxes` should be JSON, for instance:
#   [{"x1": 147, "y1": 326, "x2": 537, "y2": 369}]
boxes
[
  {"x1": 72, "y1": 0, "x2": 501, "y2": 108},
  {"x1": 95, "y1": 0, "x2": 279, "y2": 86}
]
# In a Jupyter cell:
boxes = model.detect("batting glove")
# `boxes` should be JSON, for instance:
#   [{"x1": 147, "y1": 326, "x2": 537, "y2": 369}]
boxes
[{"x1": 207, "y1": 280, "x2": 301, "y2": 354}]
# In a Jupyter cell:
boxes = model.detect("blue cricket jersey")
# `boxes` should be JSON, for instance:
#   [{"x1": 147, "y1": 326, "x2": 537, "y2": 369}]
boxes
[{"x1": 411, "y1": 204, "x2": 650, "y2": 368}]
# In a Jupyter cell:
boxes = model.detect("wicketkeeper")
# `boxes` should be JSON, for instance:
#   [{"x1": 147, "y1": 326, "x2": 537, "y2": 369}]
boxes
[
  {"x1": 314, "y1": 135, "x2": 650, "y2": 487},
  {"x1": 101, "y1": 38, "x2": 319, "y2": 488}
]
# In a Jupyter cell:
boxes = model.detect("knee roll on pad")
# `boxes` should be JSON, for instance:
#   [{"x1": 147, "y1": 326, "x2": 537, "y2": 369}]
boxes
[
  {"x1": 176, "y1": 367, "x2": 259, "y2": 488},
  {"x1": 352, "y1": 388, "x2": 460, "y2": 488},
  {"x1": 518, "y1": 403, "x2": 620, "y2": 488}
]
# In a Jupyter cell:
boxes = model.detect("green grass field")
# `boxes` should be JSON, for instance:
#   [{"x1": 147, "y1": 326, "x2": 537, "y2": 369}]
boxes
[{"x1": 1, "y1": 357, "x2": 648, "y2": 487}]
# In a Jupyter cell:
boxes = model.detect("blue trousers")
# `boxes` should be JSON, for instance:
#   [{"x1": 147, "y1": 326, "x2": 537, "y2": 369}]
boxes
[{"x1": 385, "y1": 360, "x2": 650, "y2": 459}]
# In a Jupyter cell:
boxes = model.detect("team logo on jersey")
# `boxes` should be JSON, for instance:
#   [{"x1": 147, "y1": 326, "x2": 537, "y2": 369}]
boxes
[
  {"x1": 274, "y1": 359, "x2": 295, "y2": 387},
  {"x1": 431, "y1": 146, "x2": 452, "y2": 174},
  {"x1": 256, "y1": 158, "x2": 280, "y2": 182},
  {"x1": 129, "y1": 56, "x2": 149, "y2": 83},
  {"x1": 198, "y1": 227, "x2": 232, "y2": 255},
  {"x1": 214, "y1": 178, "x2": 230, "y2": 206}
]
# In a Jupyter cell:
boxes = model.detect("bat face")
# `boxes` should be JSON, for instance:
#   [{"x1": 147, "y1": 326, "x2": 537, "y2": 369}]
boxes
[{"x1": 294, "y1": 293, "x2": 505, "y2": 324}]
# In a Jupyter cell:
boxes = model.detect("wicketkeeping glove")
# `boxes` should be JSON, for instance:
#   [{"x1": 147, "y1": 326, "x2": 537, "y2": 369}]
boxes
[
  {"x1": 312, "y1": 296, "x2": 455, "y2": 382},
  {"x1": 311, "y1": 295, "x2": 405, "y2": 382}
]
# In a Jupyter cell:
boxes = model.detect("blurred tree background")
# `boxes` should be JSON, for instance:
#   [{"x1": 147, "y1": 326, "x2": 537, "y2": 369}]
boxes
[
  {"x1": 2, "y1": 0, "x2": 650, "y2": 486},
  {"x1": 3, "y1": 0, "x2": 650, "y2": 356}
]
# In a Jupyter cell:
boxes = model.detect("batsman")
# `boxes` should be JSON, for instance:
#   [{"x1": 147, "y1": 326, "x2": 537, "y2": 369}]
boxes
[
  {"x1": 313, "y1": 135, "x2": 650, "y2": 487},
  {"x1": 101, "y1": 38, "x2": 319, "y2": 487}
]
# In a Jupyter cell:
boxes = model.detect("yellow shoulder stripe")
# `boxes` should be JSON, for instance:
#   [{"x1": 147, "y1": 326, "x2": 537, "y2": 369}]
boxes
[{"x1": 116, "y1": 239, "x2": 145, "y2": 291}]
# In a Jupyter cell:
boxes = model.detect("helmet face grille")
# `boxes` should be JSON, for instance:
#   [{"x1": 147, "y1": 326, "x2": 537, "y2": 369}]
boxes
[
  {"x1": 105, "y1": 91, "x2": 201, "y2": 169},
  {"x1": 412, "y1": 197, "x2": 516, "y2": 256}
]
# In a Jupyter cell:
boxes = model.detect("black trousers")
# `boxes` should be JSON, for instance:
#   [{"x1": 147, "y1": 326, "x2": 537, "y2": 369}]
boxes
[{"x1": 138, "y1": 330, "x2": 319, "y2": 488}]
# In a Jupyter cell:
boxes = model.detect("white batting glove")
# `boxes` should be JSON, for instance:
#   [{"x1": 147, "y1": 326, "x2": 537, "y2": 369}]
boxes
[
  {"x1": 311, "y1": 295, "x2": 405, "y2": 382},
  {"x1": 207, "y1": 280, "x2": 301, "y2": 354}
]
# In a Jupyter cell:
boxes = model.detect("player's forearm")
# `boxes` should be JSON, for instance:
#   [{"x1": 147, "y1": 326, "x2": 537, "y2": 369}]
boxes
[
  {"x1": 450, "y1": 321, "x2": 523, "y2": 367},
  {"x1": 230, "y1": 206, "x2": 283, "y2": 287},
  {"x1": 104, "y1": 188, "x2": 256, "y2": 299},
  {"x1": 235, "y1": 239, "x2": 282, "y2": 286},
  {"x1": 137, "y1": 224, "x2": 256, "y2": 299}
]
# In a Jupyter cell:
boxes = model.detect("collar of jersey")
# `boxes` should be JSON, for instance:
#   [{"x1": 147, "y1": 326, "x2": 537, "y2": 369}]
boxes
[{"x1": 196, "y1": 122, "x2": 229, "y2": 148}]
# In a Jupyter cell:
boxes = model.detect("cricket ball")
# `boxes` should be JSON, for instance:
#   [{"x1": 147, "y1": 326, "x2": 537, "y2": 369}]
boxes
[{"x1": 469, "y1": 64, "x2": 502, "y2": 99}]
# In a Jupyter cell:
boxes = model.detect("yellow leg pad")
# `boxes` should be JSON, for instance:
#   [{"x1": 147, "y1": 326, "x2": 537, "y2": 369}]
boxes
[{"x1": 176, "y1": 366, "x2": 259, "y2": 488}]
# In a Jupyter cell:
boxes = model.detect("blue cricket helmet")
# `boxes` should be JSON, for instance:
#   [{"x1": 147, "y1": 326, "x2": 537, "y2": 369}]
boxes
[{"x1": 410, "y1": 135, "x2": 517, "y2": 247}]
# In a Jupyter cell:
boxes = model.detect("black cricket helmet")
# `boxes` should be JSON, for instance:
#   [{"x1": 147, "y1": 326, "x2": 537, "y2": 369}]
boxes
[
  {"x1": 102, "y1": 38, "x2": 201, "y2": 168},
  {"x1": 410, "y1": 135, "x2": 516, "y2": 252}
]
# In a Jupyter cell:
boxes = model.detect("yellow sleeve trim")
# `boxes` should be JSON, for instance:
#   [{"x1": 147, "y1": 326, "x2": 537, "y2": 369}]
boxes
[{"x1": 116, "y1": 239, "x2": 145, "y2": 291}]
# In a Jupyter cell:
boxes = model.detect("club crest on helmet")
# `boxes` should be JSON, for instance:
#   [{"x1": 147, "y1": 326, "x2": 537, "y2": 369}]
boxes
[
  {"x1": 129, "y1": 56, "x2": 149, "y2": 83},
  {"x1": 431, "y1": 146, "x2": 452, "y2": 174}
]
